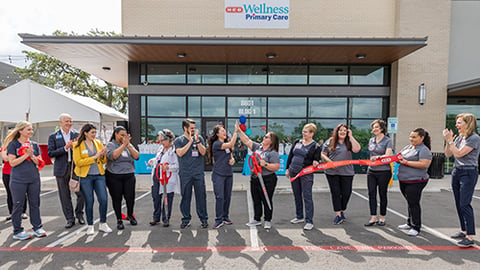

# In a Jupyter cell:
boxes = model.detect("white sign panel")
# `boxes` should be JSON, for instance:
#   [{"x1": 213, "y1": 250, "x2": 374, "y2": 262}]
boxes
[
  {"x1": 387, "y1": 117, "x2": 398, "y2": 134},
  {"x1": 225, "y1": 0, "x2": 290, "y2": 29}
]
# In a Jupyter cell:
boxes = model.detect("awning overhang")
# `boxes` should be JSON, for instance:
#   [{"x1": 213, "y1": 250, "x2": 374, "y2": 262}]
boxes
[
  {"x1": 19, "y1": 34, "x2": 427, "y2": 88},
  {"x1": 448, "y1": 78, "x2": 480, "y2": 96}
]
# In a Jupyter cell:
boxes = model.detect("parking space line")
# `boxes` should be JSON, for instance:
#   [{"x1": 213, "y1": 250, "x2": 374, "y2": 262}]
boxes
[
  {"x1": 0, "y1": 190, "x2": 57, "y2": 208},
  {"x1": 46, "y1": 190, "x2": 152, "y2": 248},
  {"x1": 246, "y1": 189, "x2": 259, "y2": 248},
  {"x1": 352, "y1": 190, "x2": 458, "y2": 245}
]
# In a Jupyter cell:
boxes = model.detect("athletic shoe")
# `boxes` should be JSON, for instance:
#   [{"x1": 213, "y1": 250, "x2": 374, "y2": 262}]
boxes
[
  {"x1": 86, "y1": 225, "x2": 94, "y2": 235},
  {"x1": 246, "y1": 220, "x2": 262, "y2": 227},
  {"x1": 223, "y1": 218, "x2": 233, "y2": 225},
  {"x1": 180, "y1": 221, "x2": 191, "y2": 229},
  {"x1": 33, "y1": 228, "x2": 47, "y2": 238},
  {"x1": 117, "y1": 220, "x2": 125, "y2": 230},
  {"x1": 341, "y1": 212, "x2": 346, "y2": 220},
  {"x1": 212, "y1": 221, "x2": 224, "y2": 229},
  {"x1": 407, "y1": 228, "x2": 419, "y2": 236},
  {"x1": 457, "y1": 238, "x2": 475, "y2": 248},
  {"x1": 99, "y1": 223, "x2": 112, "y2": 233},
  {"x1": 398, "y1": 224, "x2": 411, "y2": 230},
  {"x1": 21, "y1": 213, "x2": 28, "y2": 219},
  {"x1": 451, "y1": 232, "x2": 466, "y2": 239},
  {"x1": 290, "y1": 218, "x2": 305, "y2": 224},
  {"x1": 333, "y1": 215, "x2": 344, "y2": 225},
  {"x1": 163, "y1": 221, "x2": 170, "y2": 227},
  {"x1": 264, "y1": 221, "x2": 272, "y2": 230},
  {"x1": 5, "y1": 215, "x2": 12, "y2": 221},
  {"x1": 304, "y1": 223, "x2": 314, "y2": 230},
  {"x1": 13, "y1": 231, "x2": 32, "y2": 241},
  {"x1": 201, "y1": 221, "x2": 208, "y2": 229}
]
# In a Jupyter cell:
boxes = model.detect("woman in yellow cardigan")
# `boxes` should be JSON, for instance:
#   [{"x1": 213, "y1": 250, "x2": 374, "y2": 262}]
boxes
[{"x1": 73, "y1": 123, "x2": 111, "y2": 235}]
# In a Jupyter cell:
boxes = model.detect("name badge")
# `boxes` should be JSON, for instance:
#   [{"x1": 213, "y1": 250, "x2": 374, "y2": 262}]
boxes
[
  {"x1": 121, "y1": 151, "x2": 129, "y2": 158},
  {"x1": 294, "y1": 144, "x2": 302, "y2": 149},
  {"x1": 56, "y1": 134, "x2": 63, "y2": 139},
  {"x1": 81, "y1": 150, "x2": 88, "y2": 155},
  {"x1": 192, "y1": 150, "x2": 199, "y2": 157},
  {"x1": 225, "y1": 149, "x2": 231, "y2": 154}
]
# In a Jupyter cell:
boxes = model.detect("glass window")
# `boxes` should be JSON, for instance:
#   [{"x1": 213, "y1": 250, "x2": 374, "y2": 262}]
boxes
[
  {"x1": 147, "y1": 64, "x2": 186, "y2": 84},
  {"x1": 141, "y1": 96, "x2": 146, "y2": 117},
  {"x1": 147, "y1": 96, "x2": 186, "y2": 117},
  {"x1": 268, "y1": 119, "x2": 306, "y2": 143},
  {"x1": 309, "y1": 119, "x2": 347, "y2": 143},
  {"x1": 140, "y1": 64, "x2": 146, "y2": 84},
  {"x1": 147, "y1": 118, "x2": 185, "y2": 142},
  {"x1": 309, "y1": 97, "x2": 347, "y2": 118},
  {"x1": 202, "y1": 96, "x2": 225, "y2": 117},
  {"x1": 228, "y1": 118, "x2": 267, "y2": 142},
  {"x1": 269, "y1": 65, "x2": 307, "y2": 85},
  {"x1": 268, "y1": 97, "x2": 306, "y2": 118},
  {"x1": 227, "y1": 97, "x2": 267, "y2": 117},
  {"x1": 350, "y1": 66, "x2": 385, "y2": 85},
  {"x1": 188, "y1": 96, "x2": 201, "y2": 117},
  {"x1": 187, "y1": 65, "x2": 226, "y2": 84},
  {"x1": 349, "y1": 98, "x2": 383, "y2": 118},
  {"x1": 228, "y1": 65, "x2": 267, "y2": 84},
  {"x1": 141, "y1": 117, "x2": 147, "y2": 143},
  {"x1": 309, "y1": 66, "x2": 348, "y2": 85}
]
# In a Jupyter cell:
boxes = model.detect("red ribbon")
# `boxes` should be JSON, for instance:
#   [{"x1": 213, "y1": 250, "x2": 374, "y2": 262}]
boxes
[
  {"x1": 17, "y1": 142, "x2": 45, "y2": 171},
  {"x1": 290, "y1": 153, "x2": 402, "y2": 182}
]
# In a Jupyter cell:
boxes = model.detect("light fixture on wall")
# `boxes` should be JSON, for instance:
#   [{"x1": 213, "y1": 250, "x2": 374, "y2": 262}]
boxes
[
  {"x1": 418, "y1": 83, "x2": 426, "y2": 105},
  {"x1": 356, "y1": 54, "x2": 366, "y2": 59},
  {"x1": 177, "y1": 52, "x2": 186, "y2": 58},
  {"x1": 102, "y1": 66, "x2": 111, "y2": 71},
  {"x1": 266, "y1": 53, "x2": 276, "y2": 59}
]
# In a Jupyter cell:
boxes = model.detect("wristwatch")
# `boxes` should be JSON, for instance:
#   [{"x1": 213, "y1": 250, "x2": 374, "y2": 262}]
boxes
[{"x1": 448, "y1": 141, "x2": 454, "y2": 145}]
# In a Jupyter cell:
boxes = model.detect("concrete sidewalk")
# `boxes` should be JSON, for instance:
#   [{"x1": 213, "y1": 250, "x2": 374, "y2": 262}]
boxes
[{"x1": 0, "y1": 165, "x2": 462, "y2": 193}]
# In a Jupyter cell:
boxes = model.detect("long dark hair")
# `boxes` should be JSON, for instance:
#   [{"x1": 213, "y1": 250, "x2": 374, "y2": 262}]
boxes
[
  {"x1": 207, "y1": 125, "x2": 228, "y2": 164},
  {"x1": 413, "y1": 128, "x2": 431, "y2": 150},
  {"x1": 328, "y1": 123, "x2": 352, "y2": 151},
  {"x1": 110, "y1": 126, "x2": 126, "y2": 142},
  {"x1": 75, "y1": 123, "x2": 97, "y2": 148},
  {"x1": 265, "y1": 132, "x2": 280, "y2": 152}
]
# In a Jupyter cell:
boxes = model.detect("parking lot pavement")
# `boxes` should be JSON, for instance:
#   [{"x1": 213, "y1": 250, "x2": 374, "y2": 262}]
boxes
[{"x1": 1, "y1": 176, "x2": 480, "y2": 269}]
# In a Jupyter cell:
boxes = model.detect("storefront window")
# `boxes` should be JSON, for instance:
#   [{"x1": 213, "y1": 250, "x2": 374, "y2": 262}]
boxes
[
  {"x1": 147, "y1": 96, "x2": 186, "y2": 117},
  {"x1": 147, "y1": 118, "x2": 186, "y2": 142},
  {"x1": 187, "y1": 65, "x2": 226, "y2": 84},
  {"x1": 309, "y1": 65, "x2": 348, "y2": 85},
  {"x1": 350, "y1": 66, "x2": 386, "y2": 85},
  {"x1": 268, "y1": 65, "x2": 307, "y2": 85},
  {"x1": 202, "y1": 96, "x2": 225, "y2": 116},
  {"x1": 268, "y1": 97, "x2": 306, "y2": 117},
  {"x1": 268, "y1": 119, "x2": 306, "y2": 142},
  {"x1": 309, "y1": 119, "x2": 347, "y2": 143},
  {"x1": 309, "y1": 97, "x2": 348, "y2": 118},
  {"x1": 141, "y1": 96, "x2": 146, "y2": 117},
  {"x1": 349, "y1": 98, "x2": 383, "y2": 118},
  {"x1": 227, "y1": 97, "x2": 267, "y2": 117},
  {"x1": 188, "y1": 96, "x2": 201, "y2": 117},
  {"x1": 228, "y1": 65, "x2": 267, "y2": 84},
  {"x1": 147, "y1": 64, "x2": 186, "y2": 84}
]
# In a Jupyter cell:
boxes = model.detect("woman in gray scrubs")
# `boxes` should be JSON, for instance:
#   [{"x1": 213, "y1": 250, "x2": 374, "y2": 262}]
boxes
[
  {"x1": 322, "y1": 124, "x2": 361, "y2": 225},
  {"x1": 443, "y1": 113, "x2": 480, "y2": 247},
  {"x1": 396, "y1": 128, "x2": 432, "y2": 237}
]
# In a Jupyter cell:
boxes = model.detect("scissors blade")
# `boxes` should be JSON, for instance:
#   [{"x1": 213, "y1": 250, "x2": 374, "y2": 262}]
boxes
[{"x1": 257, "y1": 173, "x2": 272, "y2": 210}]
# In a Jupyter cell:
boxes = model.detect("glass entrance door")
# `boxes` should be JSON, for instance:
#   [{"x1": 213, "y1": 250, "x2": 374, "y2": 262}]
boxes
[{"x1": 202, "y1": 118, "x2": 225, "y2": 171}]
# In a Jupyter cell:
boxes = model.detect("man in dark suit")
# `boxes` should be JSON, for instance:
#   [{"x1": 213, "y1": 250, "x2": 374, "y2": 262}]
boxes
[{"x1": 48, "y1": 113, "x2": 84, "y2": 228}]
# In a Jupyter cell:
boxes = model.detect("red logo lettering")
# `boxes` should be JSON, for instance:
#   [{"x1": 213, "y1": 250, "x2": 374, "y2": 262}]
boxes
[{"x1": 225, "y1": 6, "x2": 243, "y2": 13}]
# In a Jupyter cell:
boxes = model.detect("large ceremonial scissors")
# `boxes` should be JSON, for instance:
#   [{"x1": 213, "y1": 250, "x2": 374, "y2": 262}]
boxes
[
  {"x1": 155, "y1": 163, "x2": 172, "y2": 209},
  {"x1": 248, "y1": 152, "x2": 272, "y2": 210}
]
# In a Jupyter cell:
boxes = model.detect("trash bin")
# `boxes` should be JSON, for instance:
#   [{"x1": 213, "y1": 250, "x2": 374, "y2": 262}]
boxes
[{"x1": 428, "y1": 152, "x2": 445, "y2": 179}]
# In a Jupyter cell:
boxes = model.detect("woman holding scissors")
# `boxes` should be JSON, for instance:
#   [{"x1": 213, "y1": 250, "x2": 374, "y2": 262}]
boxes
[
  {"x1": 237, "y1": 122, "x2": 280, "y2": 230},
  {"x1": 286, "y1": 123, "x2": 321, "y2": 231},
  {"x1": 208, "y1": 124, "x2": 239, "y2": 229},
  {"x1": 148, "y1": 129, "x2": 179, "y2": 227}
]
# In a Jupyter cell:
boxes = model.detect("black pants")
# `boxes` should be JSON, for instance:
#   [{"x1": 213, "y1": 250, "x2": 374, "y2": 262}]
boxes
[
  {"x1": 56, "y1": 163, "x2": 84, "y2": 222},
  {"x1": 105, "y1": 171, "x2": 136, "y2": 220},
  {"x1": 2, "y1": 174, "x2": 27, "y2": 214},
  {"x1": 326, "y1": 174, "x2": 353, "y2": 212},
  {"x1": 367, "y1": 170, "x2": 392, "y2": 216},
  {"x1": 399, "y1": 181, "x2": 428, "y2": 232},
  {"x1": 251, "y1": 173, "x2": 277, "y2": 222}
]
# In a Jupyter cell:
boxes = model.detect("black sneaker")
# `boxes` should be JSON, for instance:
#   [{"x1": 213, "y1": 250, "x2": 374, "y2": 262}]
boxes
[
  {"x1": 457, "y1": 238, "x2": 474, "y2": 248},
  {"x1": 180, "y1": 221, "x2": 191, "y2": 229},
  {"x1": 451, "y1": 232, "x2": 466, "y2": 239},
  {"x1": 201, "y1": 221, "x2": 208, "y2": 229}
]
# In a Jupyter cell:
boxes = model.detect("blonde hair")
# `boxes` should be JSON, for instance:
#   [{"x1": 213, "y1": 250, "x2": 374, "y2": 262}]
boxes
[
  {"x1": 303, "y1": 123, "x2": 317, "y2": 134},
  {"x1": 456, "y1": 113, "x2": 477, "y2": 137},
  {"x1": 2, "y1": 121, "x2": 32, "y2": 149}
]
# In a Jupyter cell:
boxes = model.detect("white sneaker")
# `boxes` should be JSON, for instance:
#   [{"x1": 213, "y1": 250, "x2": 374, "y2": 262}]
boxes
[
  {"x1": 86, "y1": 225, "x2": 95, "y2": 235},
  {"x1": 33, "y1": 228, "x2": 47, "y2": 238},
  {"x1": 246, "y1": 220, "x2": 262, "y2": 227},
  {"x1": 99, "y1": 223, "x2": 112, "y2": 233},
  {"x1": 398, "y1": 224, "x2": 411, "y2": 230},
  {"x1": 407, "y1": 229, "x2": 419, "y2": 236},
  {"x1": 303, "y1": 223, "x2": 314, "y2": 230},
  {"x1": 264, "y1": 221, "x2": 272, "y2": 230},
  {"x1": 290, "y1": 218, "x2": 305, "y2": 224}
]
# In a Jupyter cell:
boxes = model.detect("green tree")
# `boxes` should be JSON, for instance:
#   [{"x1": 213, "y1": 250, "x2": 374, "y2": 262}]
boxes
[{"x1": 14, "y1": 29, "x2": 127, "y2": 113}]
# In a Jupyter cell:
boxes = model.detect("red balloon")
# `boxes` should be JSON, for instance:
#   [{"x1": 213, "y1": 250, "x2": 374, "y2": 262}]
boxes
[{"x1": 239, "y1": 124, "x2": 247, "y2": 132}]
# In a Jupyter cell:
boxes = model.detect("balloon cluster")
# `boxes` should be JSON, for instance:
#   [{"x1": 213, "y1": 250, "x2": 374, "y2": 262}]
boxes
[{"x1": 239, "y1": 115, "x2": 252, "y2": 136}]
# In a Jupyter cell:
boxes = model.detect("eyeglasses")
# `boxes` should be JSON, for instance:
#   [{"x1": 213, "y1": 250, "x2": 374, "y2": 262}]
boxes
[{"x1": 264, "y1": 135, "x2": 270, "y2": 139}]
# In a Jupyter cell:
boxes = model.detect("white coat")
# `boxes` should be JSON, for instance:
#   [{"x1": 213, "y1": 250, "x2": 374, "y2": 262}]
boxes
[{"x1": 149, "y1": 144, "x2": 180, "y2": 194}]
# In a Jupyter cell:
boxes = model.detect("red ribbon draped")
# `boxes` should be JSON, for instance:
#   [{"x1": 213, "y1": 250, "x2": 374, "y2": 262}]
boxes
[
  {"x1": 17, "y1": 142, "x2": 45, "y2": 171},
  {"x1": 290, "y1": 153, "x2": 402, "y2": 182}
]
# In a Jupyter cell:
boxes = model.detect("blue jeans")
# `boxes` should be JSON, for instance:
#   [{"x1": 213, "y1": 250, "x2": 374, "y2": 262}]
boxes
[
  {"x1": 452, "y1": 168, "x2": 478, "y2": 235},
  {"x1": 151, "y1": 177, "x2": 175, "y2": 222},
  {"x1": 179, "y1": 173, "x2": 208, "y2": 223},
  {"x1": 212, "y1": 173, "x2": 233, "y2": 224},
  {"x1": 80, "y1": 174, "x2": 108, "y2": 225},
  {"x1": 291, "y1": 173, "x2": 314, "y2": 224}
]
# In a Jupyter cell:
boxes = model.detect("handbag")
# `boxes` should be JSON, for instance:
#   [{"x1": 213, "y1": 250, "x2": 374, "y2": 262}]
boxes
[{"x1": 68, "y1": 161, "x2": 80, "y2": 193}]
